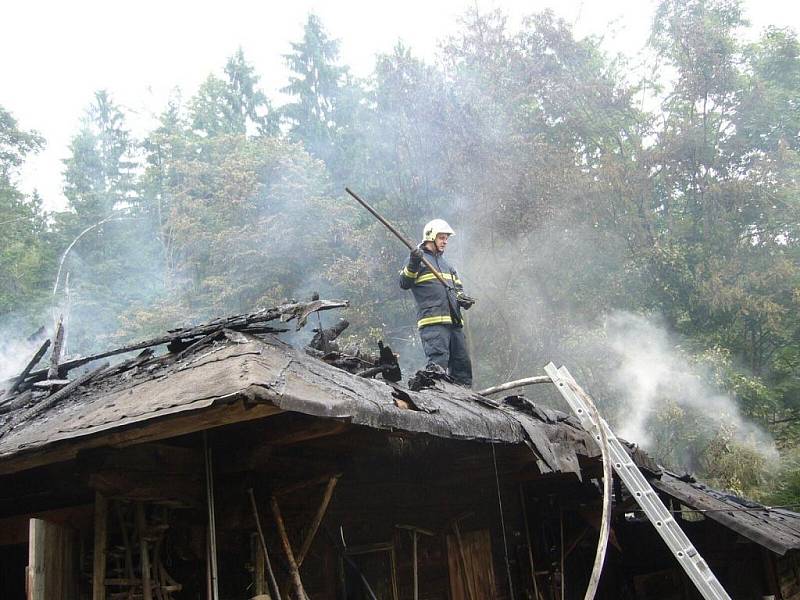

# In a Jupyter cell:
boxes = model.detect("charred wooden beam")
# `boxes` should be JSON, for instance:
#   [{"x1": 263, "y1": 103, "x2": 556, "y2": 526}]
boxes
[
  {"x1": 47, "y1": 315, "x2": 65, "y2": 380},
  {"x1": 0, "y1": 390, "x2": 32, "y2": 415},
  {"x1": 297, "y1": 475, "x2": 339, "y2": 565},
  {"x1": 0, "y1": 362, "x2": 109, "y2": 438},
  {"x1": 308, "y1": 318, "x2": 349, "y2": 352},
  {"x1": 17, "y1": 298, "x2": 348, "y2": 382}
]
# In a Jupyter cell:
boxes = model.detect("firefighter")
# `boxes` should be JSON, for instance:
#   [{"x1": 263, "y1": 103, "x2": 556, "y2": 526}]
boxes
[{"x1": 399, "y1": 219, "x2": 475, "y2": 387}]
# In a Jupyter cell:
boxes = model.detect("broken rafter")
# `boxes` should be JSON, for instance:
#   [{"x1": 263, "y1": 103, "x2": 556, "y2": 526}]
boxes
[
  {"x1": 0, "y1": 362, "x2": 109, "y2": 438},
  {"x1": 14, "y1": 299, "x2": 348, "y2": 384},
  {"x1": 0, "y1": 390, "x2": 32, "y2": 416}
]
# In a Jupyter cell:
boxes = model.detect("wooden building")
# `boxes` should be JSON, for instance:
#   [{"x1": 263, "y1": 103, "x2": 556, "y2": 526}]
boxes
[{"x1": 1, "y1": 302, "x2": 799, "y2": 599}]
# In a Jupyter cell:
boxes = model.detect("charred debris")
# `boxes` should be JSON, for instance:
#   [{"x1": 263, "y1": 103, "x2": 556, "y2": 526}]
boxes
[{"x1": 0, "y1": 297, "x2": 404, "y2": 434}]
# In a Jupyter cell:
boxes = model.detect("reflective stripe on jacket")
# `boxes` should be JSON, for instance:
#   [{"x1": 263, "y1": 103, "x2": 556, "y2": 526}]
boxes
[{"x1": 398, "y1": 249, "x2": 464, "y2": 329}]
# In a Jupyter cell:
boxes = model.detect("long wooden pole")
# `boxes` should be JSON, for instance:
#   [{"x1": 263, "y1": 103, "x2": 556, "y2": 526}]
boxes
[
  {"x1": 345, "y1": 188, "x2": 452, "y2": 289},
  {"x1": 412, "y1": 532, "x2": 419, "y2": 600},
  {"x1": 136, "y1": 503, "x2": 153, "y2": 600},
  {"x1": 247, "y1": 488, "x2": 282, "y2": 600},
  {"x1": 560, "y1": 508, "x2": 565, "y2": 600},
  {"x1": 204, "y1": 433, "x2": 220, "y2": 600},
  {"x1": 280, "y1": 475, "x2": 341, "y2": 598},
  {"x1": 92, "y1": 492, "x2": 108, "y2": 600},
  {"x1": 2, "y1": 338, "x2": 50, "y2": 399},
  {"x1": 297, "y1": 475, "x2": 340, "y2": 565},
  {"x1": 519, "y1": 485, "x2": 543, "y2": 600},
  {"x1": 270, "y1": 496, "x2": 309, "y2": 600}
]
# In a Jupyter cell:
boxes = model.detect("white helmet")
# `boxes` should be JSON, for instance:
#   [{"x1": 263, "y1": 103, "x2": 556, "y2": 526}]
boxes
[{"x1": 422, "y1": 219, "x2": 455, "y2": 242}]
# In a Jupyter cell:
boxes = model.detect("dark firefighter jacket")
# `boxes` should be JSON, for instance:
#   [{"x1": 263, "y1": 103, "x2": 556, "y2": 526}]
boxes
[{"x1": 399, "y1": 248, "x2": 464, "y2": 329}]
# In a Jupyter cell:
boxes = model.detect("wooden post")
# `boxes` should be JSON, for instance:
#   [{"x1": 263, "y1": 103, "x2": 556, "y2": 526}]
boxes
[
  {"x1": 247, "y1": 488, "x2": 281, "y2": 600},
  {"x1": 412, "y1": 531, "x2": 418, "y2": 600},
  {"x1": 47, "y1": 316, "x2": 64, "y2": 381},
  {"x1": 136, "y1": 503, "x2": 153, "y2": 600},
  {"x1": 560, "y1": 508, "x2": 565, "y2": 600},
  {"x1": 270, "y1": 496, "x2": 308, "y2": 600},
  {"x1": 519, "y1": 485, "x2": 543, "y2": 600},
  {"x1": 28, "y1": 520, "x2": 45, "y2": 600},
  {"x1": 92, "y1": 492, "x2": 108, "y2": 600},
  {"x1": 204, "y1": 432, "x2": 220, "y2": 600}
]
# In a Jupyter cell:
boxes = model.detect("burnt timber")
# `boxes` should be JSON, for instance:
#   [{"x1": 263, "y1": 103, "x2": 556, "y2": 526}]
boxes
[{"x1": 1, "y1": 299, "x2": 799, "y2": 600}]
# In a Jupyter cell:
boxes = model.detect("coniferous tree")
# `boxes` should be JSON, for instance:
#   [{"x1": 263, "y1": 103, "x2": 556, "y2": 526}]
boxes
[
  {"x1": 190, "y1": 50, "x2": 275, "y2": 138},
  {"x1": 56, "y1": 92, "x2": 161, "y2": 354},
  {"x1": 282, "y1": 15, "x2": 348, "y2": 162},
  {"x1": 0, "y1": 106, "x2": 51, "y2": 321}
]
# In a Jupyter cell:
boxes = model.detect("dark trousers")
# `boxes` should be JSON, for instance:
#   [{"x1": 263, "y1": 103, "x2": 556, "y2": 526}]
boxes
[{"x1": 419, "y1": 324, "x2": 473, "y2": 387}]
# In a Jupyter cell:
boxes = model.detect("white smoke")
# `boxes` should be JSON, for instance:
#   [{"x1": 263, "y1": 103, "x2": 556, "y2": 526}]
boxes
[
  {"x1": 605, "y1": 311, "x2": 777, "y2": 462},
  {"x1": 0, "y1": 329, "x2": 45, "y2": 384}
]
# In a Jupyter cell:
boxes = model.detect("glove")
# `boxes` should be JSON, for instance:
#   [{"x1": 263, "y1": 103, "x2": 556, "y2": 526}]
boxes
[
  {"x1": 409, "y1": 244, "x2": 424, "y2": 265},
  {"x1": 457, "y1": 292, "x2": 476, "y2": 310}
]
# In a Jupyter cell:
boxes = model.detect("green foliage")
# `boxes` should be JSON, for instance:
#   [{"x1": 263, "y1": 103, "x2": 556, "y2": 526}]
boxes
[
  {"x1": 0, "y1": 107, "x2": 52, "y2": 324},
  {"x1": 281, "y1": 14, "x2": 349, "y2": 163},
  {"x1": 190, "y1": 50, "x2": 277, "y2": 138}
]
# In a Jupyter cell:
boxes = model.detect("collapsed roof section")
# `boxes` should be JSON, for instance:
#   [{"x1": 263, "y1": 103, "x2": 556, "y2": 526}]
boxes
[
  {"x1": 0, "y1": 298, "x2": 596, "y2": 479},
  {"x1": 653, "y1": 471, "x2": 800, "y2": 556}
]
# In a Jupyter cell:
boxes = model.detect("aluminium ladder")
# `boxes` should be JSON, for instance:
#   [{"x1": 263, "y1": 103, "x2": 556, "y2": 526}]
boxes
[{"x1": 543, "y1": 363, "x2": 732, "y2": 600}]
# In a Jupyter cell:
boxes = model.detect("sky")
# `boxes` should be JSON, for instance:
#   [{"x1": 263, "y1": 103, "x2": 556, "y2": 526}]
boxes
[{"x1": 3, "y1": 0, "x2": 798, "y2": 211}]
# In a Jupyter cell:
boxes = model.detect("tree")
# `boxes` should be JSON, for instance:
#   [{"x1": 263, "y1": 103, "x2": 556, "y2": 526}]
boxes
[
  {"x1": 0, "y1": 107, "x2": 51, "y2": 322},
  {"x1": 190, "y1": 50, "x2": 276, "y2": 138},
  {"x1": 281, "y1": 15, "x2": 348, "y2": 162},
  {"x1": 62, "y1": 90, "x2": 138, "y2": 223},
  {"x1": 56, "y1": 92, "x2": 163, "y2": 354}
]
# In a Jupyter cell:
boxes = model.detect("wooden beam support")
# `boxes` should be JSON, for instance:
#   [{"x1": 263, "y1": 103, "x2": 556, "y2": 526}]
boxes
[
  {"x1": 280, "y1": 475, "x2": 341, "y2": 598},
  {"x1": 270, "y1": 496, "x2": 308, "y2": 600},
  {"x1": 135, "y1": 503, "x2": 153, "y2": 600},
  {"x1": 248, "y1": 488, "x2": 282, "y2": 600},
  {"x1": 92, "y1": 492, "x2": 108, "y2": 600},
  {"x1": 297, "y1": 475, "x2": 340, "y2": 565}
]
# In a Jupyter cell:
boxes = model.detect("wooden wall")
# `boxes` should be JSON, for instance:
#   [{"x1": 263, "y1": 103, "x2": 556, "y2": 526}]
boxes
[{"x1": 0, "y1": 411, "x2": 787, "y2": 600}]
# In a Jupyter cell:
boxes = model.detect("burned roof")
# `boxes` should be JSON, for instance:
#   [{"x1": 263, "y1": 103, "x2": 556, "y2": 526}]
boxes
[
  {"x1": 652, "y1": 471, "x2": 800, "y2": 555},
  {"x1": 0, "y1": 300, "x2": 597, "y2": 477},
  {"x1": 4, "y1": 300, "x2": 800, "y2": 558}
]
